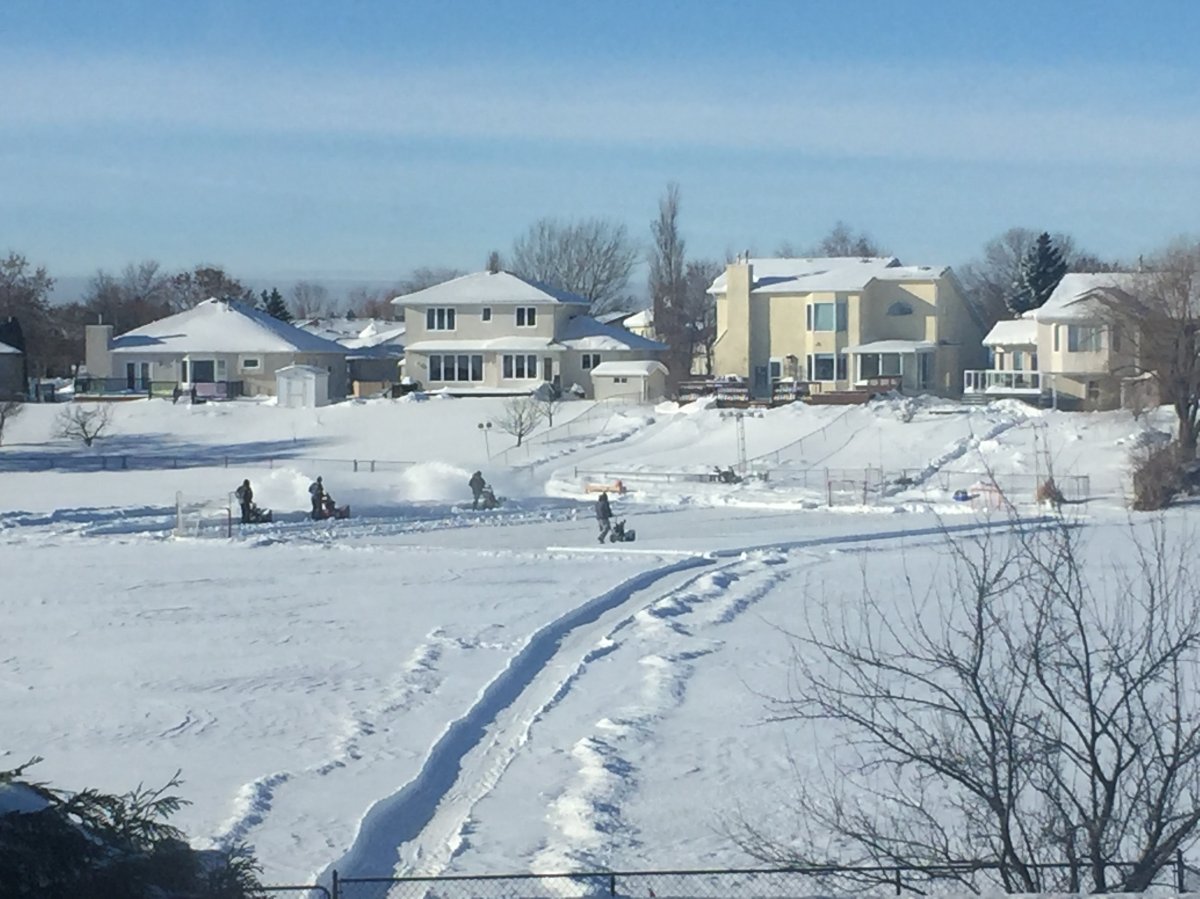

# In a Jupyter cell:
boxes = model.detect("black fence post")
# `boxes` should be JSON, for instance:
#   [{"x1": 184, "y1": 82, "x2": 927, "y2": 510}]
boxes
[
  {"x1": 609, "y1": 872, "x2": 617, "y2": 896},
  {"x1": 331, "y1": 869, "x2": 338, "y2": 899},
  {"x1": 1178, "y1": 849, "x2": 1186, "y2": 892}
]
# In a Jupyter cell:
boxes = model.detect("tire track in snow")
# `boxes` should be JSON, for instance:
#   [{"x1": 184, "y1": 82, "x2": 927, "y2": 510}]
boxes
[
  {"x1": 316, "y1": 515, "x2": 1057, "y2": 884},
  {"x1": 315, "y1": 553, "x2": 716, "y2": 883}
]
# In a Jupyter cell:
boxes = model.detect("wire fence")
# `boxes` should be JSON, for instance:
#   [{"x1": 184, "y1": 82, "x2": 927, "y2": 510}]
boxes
[
  {"x1": 0, "y1": 451, "x2": 421, "y2": 474},
  {"x1": 491, "y1": 399, "x2": 643, "y2": 467},
  {"x1": 326, "y1": 858, "x2": 1195, "y2": 899}
]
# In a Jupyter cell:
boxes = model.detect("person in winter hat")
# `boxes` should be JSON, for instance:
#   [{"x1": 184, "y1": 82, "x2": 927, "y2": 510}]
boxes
[
  {"x1": 309, "y1": 476, "x2": 324, "y2": 520},
  {"x1": 595, "y1": 491, "x2": 613, "y2": 543},
  {"x1": 468, "y1": 471, "x2": 486, "y2": 509},
  {"x1": 235, "y1": 479, "x2": 254, "y2": 524}
]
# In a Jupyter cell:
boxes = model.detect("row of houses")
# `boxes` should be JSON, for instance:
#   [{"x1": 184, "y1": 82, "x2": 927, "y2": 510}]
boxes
[{"x1": 68, "y1": 260, "x2": 1153, "y2": 411}]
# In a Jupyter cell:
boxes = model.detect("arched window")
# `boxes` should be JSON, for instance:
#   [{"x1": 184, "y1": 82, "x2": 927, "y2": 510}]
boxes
[{"x1": 887, "y1": 301, "x2": 913, "y2": 316}]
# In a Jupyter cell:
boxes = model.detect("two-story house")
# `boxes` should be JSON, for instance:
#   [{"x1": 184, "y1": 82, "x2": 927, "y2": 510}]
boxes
[
  {"x1": 710, "y1": 257, "x2": 986, "y2": 397},
  {"x1": 967, "y1": 273, "x2": 1138, "y2": 410},
  {"x1": 394, "y1": 270, "x2": 667, "y2": 397}
]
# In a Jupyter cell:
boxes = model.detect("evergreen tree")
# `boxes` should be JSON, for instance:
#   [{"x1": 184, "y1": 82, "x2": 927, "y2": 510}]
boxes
[
  {"x1": 259, "y1": 288, "x2": 292, "y2": 323},
  {"x1": 1006, "y1": 231, "x2": 1068, "y2": 316}
]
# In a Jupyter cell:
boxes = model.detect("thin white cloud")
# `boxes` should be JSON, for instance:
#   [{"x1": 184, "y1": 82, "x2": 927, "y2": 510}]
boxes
[{"x1": 3, "y1": 53, "x2": 1199, "y2": 167}]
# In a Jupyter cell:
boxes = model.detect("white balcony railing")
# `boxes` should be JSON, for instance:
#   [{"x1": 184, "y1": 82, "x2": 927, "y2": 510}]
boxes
[{"x1": 963, "y1": 370, "x2": 1043, "y2": 394}]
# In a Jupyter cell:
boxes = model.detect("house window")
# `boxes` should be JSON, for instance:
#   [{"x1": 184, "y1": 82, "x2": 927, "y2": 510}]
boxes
[
  {"x1": 806, "y1": 353, "x2": 846, "y2": 381},
  {"x1": 240, "y1": 357, "x2": 261, "y2": 372},
  {"x1": 425, "y1": 307, "x2": 456, "y2": 331},
  {"x1": 1087, "y1": 380, "x2": 1101, "y2": 402},
  {"x1": 859, "y1": 354, "x2": 902, "y2": 380},
  {"x1": 886, "y1": 301, "x2": 913, "y2": 316},
  {"x1": 481, "y1": 307, "x2": 492, "y2": 322},
  {"x1": 1067, "y1": 325, "x2": 1103, "y2": 352},
  {"x1": 516, "y1": 307, "x2": 537, "y2": 327},
  {"x1": 615, "y1": 377, "x2": 628, "y2": 383},
  {"x1": 806, "y1": 301, "x2": 847, "y2": 332},
  {"x1": 428, "y1": 354, "x2": 483, "y2": 382},
  {"x1": 581, "y1": 353, "x2": 601, "y2": 370},
  {"x1": 502, "y1": 354, "x2": 539, "y2": 379},
  {"x1": 1012, "y1": 350, "x2": 1025, "y2": 371},
  {"x1": 1110, "y1": 326, "x2": 1122, "y2": 352},
  {"x1": 769, "y1": 358, "x2": 783, "y2": 380}
]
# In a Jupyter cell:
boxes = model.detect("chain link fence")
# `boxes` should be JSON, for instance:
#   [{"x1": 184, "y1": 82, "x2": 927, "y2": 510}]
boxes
[{"x1": 328, "y1": 859, "x2": 1194, "y2": 899}]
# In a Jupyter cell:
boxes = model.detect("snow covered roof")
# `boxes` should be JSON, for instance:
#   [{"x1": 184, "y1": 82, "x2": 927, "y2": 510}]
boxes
[
  {"x1": 406, "y1": 337, "x2": 559, "y2": 353},
  {"x1": 845, "y1": 340, "x2": 937, "y2": 354},
  {"x1": 0, "y1": 339, "x2": 19, "y2": 355},
  {"x1": 590, "y1": 360, "x2": 668, "y2": 378},
  {"x1": 707, "y1": 257, "x2": 951, "y2": 295},
  {"x1": 340, "y1": 323, "x2": 406, "y2": 350},
  {"x1": 1032, "y1": 273, "x2": 1138, "y2": 323},
  {"x1": 110, "y1": 299, "x2": 347, "y2": 355},
  {"x1": 983, "y1": 318, "x2": 1038, "y2": 346},
  {"x1": 276, "y1": 364, "x2": 329, "y2": 377},
  {"x1": 392, "y1": 271, "x2": 590, "y2": 308},
  {"x1": 558, "y1": 315, "x2": 666, "y2": 352},
  {"x1": 622, "y1": 308, "x2": 653, "y2": 328}
]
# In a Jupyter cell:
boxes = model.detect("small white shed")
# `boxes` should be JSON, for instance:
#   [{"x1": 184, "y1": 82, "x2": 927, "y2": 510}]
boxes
[
  {"x1": 276, "y1": 364, "x2": 330, "y2": 408},
  {"x1": 589, "y1": 360, "x2": 668, "y2": 402}
]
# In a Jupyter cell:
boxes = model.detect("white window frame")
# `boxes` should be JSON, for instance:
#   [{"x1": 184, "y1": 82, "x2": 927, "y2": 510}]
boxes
[
  {"x1": 425, "y1": 307, "x2": 457, "y2": 332},
  {"x1": 239, "y1": 356, "x2": 261, "y2": 373},
  {"x1": 806, "y1": 301, "x2": 847, "y2": 332},
  {"x1": 516, "y1": 306, "x2": 537, "y2": 328},
  {"x1": 1067, "y1": 324, "x2": 1103, "y2": 352},
  {"x1": 428, "y1": 353, "x2": 483, "y2": 383},
  {"x1": 502, "y1": 354, "x2": 539, "y2": 380},
  {"x1": 806, "y1": 353, "x2": 846, "y2": 382}
]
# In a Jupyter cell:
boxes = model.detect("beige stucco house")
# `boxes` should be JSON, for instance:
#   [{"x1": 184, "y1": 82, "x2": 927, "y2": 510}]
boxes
[
  {"x1": 84, "y1": 298, "x2": 349, "y2": 400},
  {"x1": 968, "y1": 273, "x2": 1139, "y2": 410},
  {"x1": 393, "y1": 271, "x2": 667, "y2": 398},
  {"x1": 710, "y1": 257, "x2": 986, "y2": 397}
]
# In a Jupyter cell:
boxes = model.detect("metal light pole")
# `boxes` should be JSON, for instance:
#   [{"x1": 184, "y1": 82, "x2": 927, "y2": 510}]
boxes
[
  {"x1": 719, "y1": 409, "x2": 762, "y2": 474},
  {"x1": 478, "y1": 421, "x2": 493, "y2": 459}
]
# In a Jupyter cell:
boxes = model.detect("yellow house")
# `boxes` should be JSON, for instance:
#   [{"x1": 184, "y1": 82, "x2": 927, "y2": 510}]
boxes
[
  {"x1": 968, "y1": 273, "x2": 1139, "y2": 410},
  {"x1": 711, "y1": 257, "x2": 986, "y2": 397}
]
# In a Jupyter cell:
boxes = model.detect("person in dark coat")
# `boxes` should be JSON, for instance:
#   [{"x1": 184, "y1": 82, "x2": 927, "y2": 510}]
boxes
[
  {"x1": 309, "y1": 476, "x2": 324, "y2": 520},
  {"x1": 235, "y1": 479, "x2": 254, "y2": 524},
  {"x1": 595, "y1": 491, "x2": 613, "y2": 543},
  {"x1": 468, "y1": 471, "x2": 486, "y2": 509}
]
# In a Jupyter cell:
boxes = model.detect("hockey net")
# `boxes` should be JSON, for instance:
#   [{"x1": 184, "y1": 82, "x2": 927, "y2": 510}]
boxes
[{"x1": 174, "y1": 490, "x2": 234, "y2": 538}]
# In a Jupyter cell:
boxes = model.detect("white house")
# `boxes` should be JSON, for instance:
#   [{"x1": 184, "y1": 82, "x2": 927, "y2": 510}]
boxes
[
  {"x1": 85, "y1": 298, "x2": 349, "y2": 400},
  {"x1": 966, "y1": 273, "x2": 1139, "y2": 410},
  {"x1": 393, "y1": 271, "x2": 667, "y2": 398}
]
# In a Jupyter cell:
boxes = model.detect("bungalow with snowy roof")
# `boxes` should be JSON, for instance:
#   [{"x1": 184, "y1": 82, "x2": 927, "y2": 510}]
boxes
[
  {"x1": 84, "y1": 298, "x2": 349, "y2": 400},
  {"x1": 710, "y1": 256, "x2": 986, "y2": 398},
  {"x1": 392, "y1": 271, "x2": 667, "y2": 398},
  {"x1": 966, "y1": 273, "x2": 1139, "y2": 410}
]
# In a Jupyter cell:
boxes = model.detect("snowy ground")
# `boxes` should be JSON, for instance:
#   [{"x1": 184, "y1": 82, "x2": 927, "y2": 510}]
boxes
[{"x1": 1, "y1": 394, "x2": 1190, "y2": 888}]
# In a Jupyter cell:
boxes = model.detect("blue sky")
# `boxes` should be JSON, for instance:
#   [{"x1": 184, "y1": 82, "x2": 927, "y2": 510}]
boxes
[{"x1": 3, "y1": 0, "x2": 1199, "y2": 294}]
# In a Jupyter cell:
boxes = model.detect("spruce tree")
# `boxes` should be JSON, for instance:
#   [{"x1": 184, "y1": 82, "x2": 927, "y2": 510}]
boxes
[
  {"x1": 1006, "y1": 231, "x2": 1068, "y2": 316},
  {"x1": 259, "y1": 288, "x2": 292, "y2": 323}
]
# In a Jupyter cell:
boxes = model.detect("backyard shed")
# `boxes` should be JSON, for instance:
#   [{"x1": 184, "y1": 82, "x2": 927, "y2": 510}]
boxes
[
  {"x1": 276, "y1": 364, "x2": 330, "y2": 408},
  {"x1": 589, "y1": 360, "x2": 668, "y2": 403}
]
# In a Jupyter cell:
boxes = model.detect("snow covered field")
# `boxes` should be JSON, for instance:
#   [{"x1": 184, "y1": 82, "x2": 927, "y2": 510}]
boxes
[{"x1": 1, "y1": 394, "x2": 1190, "y2": 888}]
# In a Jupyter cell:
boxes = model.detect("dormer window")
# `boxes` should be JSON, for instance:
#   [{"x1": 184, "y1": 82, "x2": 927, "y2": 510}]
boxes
[
  {"x1": 887, "y1": 301, "x2": 913, "y2": 316},
  {"x1": 516, "y1": 306, "x2": 537, "y2": 327},
  {"x1": 426, "y1": 307, "x2": 456, "y2": 331}
]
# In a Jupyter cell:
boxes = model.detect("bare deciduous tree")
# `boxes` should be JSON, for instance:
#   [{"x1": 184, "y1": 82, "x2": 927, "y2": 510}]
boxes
[
  {"x1": 648, "y1": 183, "x2": 689, "y2": 382},
  {"x1": 56, "y1": 403, "x2": 113, "y2": 447},
  {"x1": 1100, "y1": 240, "x2": 1200, "y2": 455},
  {"x1": 165, "y1": 265, "x2": 251, "y2": 311},
  {"x1": 290, "y1": 281, "x2": 331, "y2": 319},
  {"x1": 776, "y1": 221, "x2": 886, "y2": 259},
  {"x1": 497, "y1": 396, "x2": 544, "y2": 447},
  {"x1": 511, "y1": 217, "x2": 637, "y2": 314},
  {"x1": 0, "y1": 399, "x2": 22, "y2": 445},
  {"x1": 683, "y1": 259, "x2": 722, "y2": 377},
  {"x1": 533, "y1": 384, "x2": 568, "y2": 427},
  {"x1": 734, "y1": 516, "x2": 1200, "y2": 895}
]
